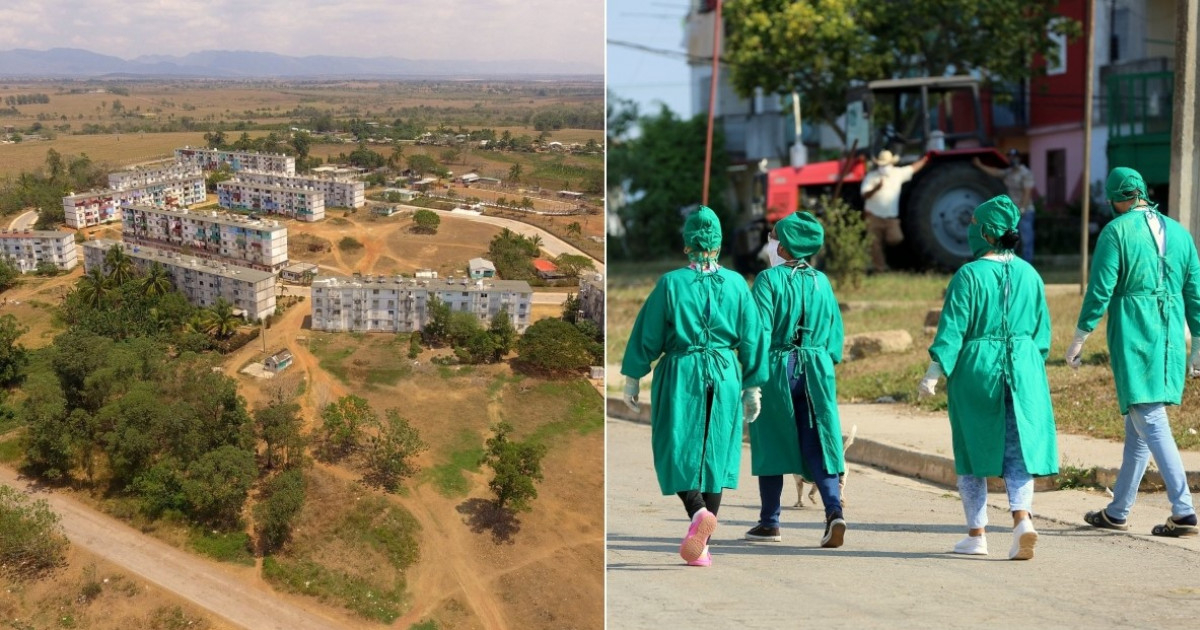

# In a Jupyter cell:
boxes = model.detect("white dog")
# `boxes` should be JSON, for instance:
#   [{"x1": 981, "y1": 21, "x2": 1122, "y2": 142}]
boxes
[{"x1": 793, "y1": 424, "x2": 857, "y2": 508}]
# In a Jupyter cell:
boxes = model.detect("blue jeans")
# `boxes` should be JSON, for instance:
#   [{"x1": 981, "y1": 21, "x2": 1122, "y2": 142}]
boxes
[
  {"x1": 957, "y1": 389, "x2": 1033, "y2": 529},
  {"x1": 1018, "y1": 211, "x2": 1034, "y2": 263},
  {"x1": 1106, "y1": 403, "x2": 1196, "y2": 520},
  {"x1": 757, "y1": 354, "x2": 842, "y2": 526}
]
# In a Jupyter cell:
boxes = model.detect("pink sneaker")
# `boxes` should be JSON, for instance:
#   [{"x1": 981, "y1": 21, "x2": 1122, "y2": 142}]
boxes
[
  {"x1": 680, "y1": 509, "x2": 718, "y2": 563},
  {"x1": 686, "y1": 546, "x2": 712, "y2": 567}
]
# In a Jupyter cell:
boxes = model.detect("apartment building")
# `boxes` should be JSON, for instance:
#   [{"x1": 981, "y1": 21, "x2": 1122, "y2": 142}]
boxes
[
  {"x1": 64, "y1": 167, "x2": 205, "y2": 229},
  {"x1": 108, "y1": 162, "x2": 202, "y2": 191},
  {"x1": 0, "y1": 229, "x2": 78, "y2": 272},
  {"x1": 234, "y1": 169, "x2": 365, "y2": 208},
  {"x1": 63, "y1": 189, "x2": 124, "y2": 228},
  {"x1": 121, "y1": 204, "x2": 289, "y2": 272},
  {"x1": 174, "y1": 147, "x2": 296, "y2": 175},
  {"x1": 83, "y1": 239, "x2": 276, "y2": 321},
  {"x1": 311, "y1": 274, "x2": 532, "y2": 334},
  {"x1": 577, "y1": 272, "x2": 604, "y2": 328},
  {"x1": 216, "y1": 181, "x2": 325, "y2": 222}
]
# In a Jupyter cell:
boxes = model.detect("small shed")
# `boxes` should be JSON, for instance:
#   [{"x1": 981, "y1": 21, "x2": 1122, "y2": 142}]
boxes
[
  {"x1": 383, "y1": 187, "x2": 417, "y2": 202},
  {"x1": 372, "y1": 205, "x2": 398, "y2": 217},
  {"x1": 281, "y1": 262, "x2": 319, "y2": 283},
  {"x1": 265, "y1": 349, "x2": 294, "y2": 373},
  {"x1": 469, "y1": 257, "x2": 496, "y2": 279},
  {"x1": 558, "y1": 190, "x2": 585, "y2": 200},
  {"x1": 412, "y1": 177, "x2": 438, "y2": 192},
  {"x1": 415, "y1": 268, "x2": 439, "y2": 279},
  {"x1": 532, "y1": 258, "x2": 564, "y2": 280}
]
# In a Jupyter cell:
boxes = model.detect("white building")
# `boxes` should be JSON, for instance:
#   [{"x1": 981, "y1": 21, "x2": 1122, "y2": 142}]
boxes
[
  {"x1": 108, "y1": 162, "x2": 202, "y2": 191},
  {"x1": 83, "y1": 239, "x2": 277, "y2": 321},
  {"x1": 216, "y1": 181, "x2": 325, "y2": 222},
  {"x1": 63, "y1": 189, "x2": 123, "y2": 228},
  {"x1": 174, "y1": 147, "x2": 296, "y2": 175},
  {"x1": 0, "y1": 229, "x2": 78, "y2": 272},
  {"x1": 64, "y1": 165, "x2": 205, "y2": 229},
  {"x1": 311, "y1": 275, "x2": 532, "y2": 333},
  {"x1": 121, "y1": 204, "x2": 289, "y2": 272},
  {"x1": 578, "y1": 272, "x2": 604, "y2": 328},
  {"x1": 233, "y1": 169, "x2": 365, "y2": 208}
]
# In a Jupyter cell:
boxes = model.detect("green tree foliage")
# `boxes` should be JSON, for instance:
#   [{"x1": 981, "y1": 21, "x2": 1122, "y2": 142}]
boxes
[
  {"x1": 206, "y1": 163, "x2": 234, "y2": 193},
  {"x1": 508, "y1": 163, "x2": 523, "y2": 183},
  {"x1": 552, "y1": 253, "x2": 595, "y2": 279},
  {"x1": 488, "y1": 307, "x2": 517, "y2": 361},
  {"x1": 290, "y1": 131, "x2": 312, "y2": 163},
  {"x1": 479, "y1": 421, "x2": 546, "y2": 513},
  {"x1": 560, "y1": 293, "x2": 581, "y2": 324},
  {"x1": 0, "y1": 151, "x2": 105, "y2": 228},
  {"x1": 406, "y1": 153, "x2": 440, "y2": 176},
  {"x1": 364, "y1": 410, "x2": 427, "y2": 492},
  {"x1": 818, "y1": 195, "x2": 871, "y2": 290},
  {"x1": 407, "y1": 333, "x2": 422, "y2": 359},
  {"x1": 347, "y1": 143, "x2": 386, "y2": 169},
  {"x1": 318, "y1": 395, "x2": 373, "y2": 461},
  {"x1": 183, "y1": 445, "x2": 258, "y2": 528},
  {"x1": 0, "y1": 485, "x2": 68, "y2": 580},
  {"x1": 0, "y1": 258, "x2": 19, "y2": 291},
  {"x1": 606, "y1": 98, "x2": 729, "y2": 260},
  {"x1": 0, "y1": 314, "x2": 29, "y2": 388},
  {"x1": 421, "y1": 296, "x2": 451, "y2": 347},
  {"x1": 19, "y1": 374, "x2": 74, "y2": 480},
  {"x1": 141, "y1": 261, "x2": 173, "y2": 297},
  {"x1": 103, "y1": 244, "x2": 135, "y2": 286},
  {"x1": 516, "y1": 318, "x2": 595, "y2": 375},
  {"x1": 487, "y1": 228, "x2": 538, "y2": 281},
  {"x1": 413, "y1": 209, "x2": 441, "y2": 234},
  {"x1": 254, "y1": 401, "x2": 305, "y2": 470},
  {"x1": 200, "y1": 299, "x2": 242, "y2": 340},
  {"x1": 255, "y1": 469, "x2": 306, "y2": 554}
]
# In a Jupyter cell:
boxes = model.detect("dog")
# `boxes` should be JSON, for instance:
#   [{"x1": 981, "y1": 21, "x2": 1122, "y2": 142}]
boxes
[{"x1": 793, "y1": 424, "x2": 857, "y2": 508}]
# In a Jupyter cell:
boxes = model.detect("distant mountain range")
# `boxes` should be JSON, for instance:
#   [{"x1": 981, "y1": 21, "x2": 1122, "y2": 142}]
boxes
[{"x1": 0, "y1": 48, "x2": 601, "y2": 79}]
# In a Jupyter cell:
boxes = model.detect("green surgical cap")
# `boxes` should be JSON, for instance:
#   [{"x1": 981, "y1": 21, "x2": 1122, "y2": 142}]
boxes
[
  {"x1": 1106, "y1": 167, "x2": 1147, "y2": 202},
  {"x1": 776, "y1": 211, "x2": 824, "y2": 259},
  {"x1": 683, "y1": 206, "x2": 722, "y2": 251},
  {"x1": 975, "y1": 195, "x2": 1021, "y2": 239}
]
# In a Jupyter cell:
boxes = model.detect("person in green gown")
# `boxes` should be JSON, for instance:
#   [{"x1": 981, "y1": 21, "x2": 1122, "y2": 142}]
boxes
[
  {"x1": 621, "y1": 206, "x2": 768, "y2": 567},
  {"x1": 919, "y1": 195, "x2": 1059, "y2": 560},
  {"x1": 742, "y1": 211, "x2": 849, "y2": 548},
  {"x1": 1067, "y1": 167, "x2": 1200, "y2": 537}
]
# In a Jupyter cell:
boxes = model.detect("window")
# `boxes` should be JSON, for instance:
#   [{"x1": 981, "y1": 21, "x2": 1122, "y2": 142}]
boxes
[{"x1": 1046, "y1": 18, "x2": 1067, "y2": 76}]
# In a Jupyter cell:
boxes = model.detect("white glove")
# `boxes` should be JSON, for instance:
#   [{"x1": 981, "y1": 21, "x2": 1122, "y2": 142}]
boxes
[
  {"x1": 917, "y1": 362, "x2": 943, "y2": 399},
  {"x1": 742, "y1": 387, "x2": 762, "y2": 423},
  {"x1": 1065, "y1": 328, "x2": 1089, "y2": 370},
  {"x1": 623, "y1": 377, "x2": 641, "y2": 413},
  {"x1": 1189, "y1": 337, "x2": 1200, "y2": 378}
]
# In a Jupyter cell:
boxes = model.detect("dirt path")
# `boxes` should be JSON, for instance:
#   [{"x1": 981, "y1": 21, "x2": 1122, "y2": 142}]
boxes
[{"x1": 0, "y1": 466, "x2": 353, "y2": 630}]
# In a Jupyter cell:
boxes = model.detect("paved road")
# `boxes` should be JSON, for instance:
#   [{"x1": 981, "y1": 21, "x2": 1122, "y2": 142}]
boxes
[
  {"x1": 0, "y1": 465, "x2": 353, "y2": 630},
  {"x1": 8, "y1": 209, "x2": 37, "y2": 230},
  {"x1": 606, "y1": 418, "x2": 1200, "y2": 629}
]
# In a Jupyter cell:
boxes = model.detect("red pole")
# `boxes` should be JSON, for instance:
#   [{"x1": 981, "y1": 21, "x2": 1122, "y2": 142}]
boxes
[{"x1": 701, "y1": 0, "x2": 723, "y2": 207}]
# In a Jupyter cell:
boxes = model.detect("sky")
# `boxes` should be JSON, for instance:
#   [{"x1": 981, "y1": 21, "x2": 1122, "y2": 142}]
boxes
[
  {"x1": 606, "y1": 0, "x2": 692, "y2": 118},
  {"x1": 0, "y1": 0, "x2": 603, "y2": 71}
]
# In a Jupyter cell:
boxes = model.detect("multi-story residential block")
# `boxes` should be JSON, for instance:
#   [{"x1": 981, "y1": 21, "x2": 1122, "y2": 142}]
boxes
[
  {"x1": 217, "y1": 181, "x2": 325, "y2": 222},
  {"x1": 83, "y1": 239, "x2": 276, "y2": 321},
  {"x1": 63, "y1": 189, "x2": 124, "y2": 228},
  {"x1": 311, "y1": 275, "x2": 532, "y2": 334},
  {"x1": 0, "y1": 229, "x2": 78, "y2": 272},
  {"x1": 234, "y1": 170, "x2": 365, "y2": 208},
  {"x1": 577, "y1": 272, "x2": 604, "y2": 328},
  {"x1": 174, "y1": 147, "x2": 296, "y2": 175},
  {"x1": 108, "y1": 162, "x2": 203, "y2": 191},
  {"x1": 121, "y1": 204, "x2": 289, "y2": 272}
]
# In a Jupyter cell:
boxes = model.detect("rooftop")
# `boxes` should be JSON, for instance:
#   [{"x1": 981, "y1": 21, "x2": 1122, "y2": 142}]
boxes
[
  {"x1": 85, "y1": 239, "x2": 276, "y2": 284},
  {"x1": 122, "y1": 204, "x2": 285, "y2": 231},
  {"x1": 313, "y1": 274, "x2": 531, "y2": 293},
  {"x1": 0, "y1": 228, "x2": 73, "y2": 239}
]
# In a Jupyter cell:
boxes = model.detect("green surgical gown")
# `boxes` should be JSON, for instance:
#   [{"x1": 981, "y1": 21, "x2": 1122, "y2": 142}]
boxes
[
  {"x1": 929, "y1": 258, "x2": 1059, "y2": 477},
  {"x1": 748, "y1": 265, "x2": 846, "y2": 479},
  {"x1": 621, "y1": 266, "x2": 767, "y2": 495},
  {"x1": 1077, "y1": 209, "x2": 1200, "y2": 414}
]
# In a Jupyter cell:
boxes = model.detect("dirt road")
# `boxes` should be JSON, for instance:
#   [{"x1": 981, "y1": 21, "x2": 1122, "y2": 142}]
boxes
[{"x1": 0, "y1": 466, "x2": 354, "y2": 630}]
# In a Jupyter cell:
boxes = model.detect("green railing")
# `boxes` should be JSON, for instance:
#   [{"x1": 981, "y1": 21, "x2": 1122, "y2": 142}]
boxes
[{"x1": 1106, "y1": 71, "x2": 1173, "y2": 187}]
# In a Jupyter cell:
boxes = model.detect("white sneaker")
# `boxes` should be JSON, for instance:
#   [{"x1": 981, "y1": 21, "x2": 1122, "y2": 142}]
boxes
[
  {"x1": 1009, "y1": 518, "x2": 1037, "y2": 560},
  {"x1": 952, "y1": 534, "x2": 988, "y2": 556}
]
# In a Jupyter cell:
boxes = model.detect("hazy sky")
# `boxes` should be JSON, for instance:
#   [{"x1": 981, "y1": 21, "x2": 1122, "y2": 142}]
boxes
[
  {"x1": 0, "y1": 0, "x2": 603, "y2": 70},
  {"x1": 607, "y1": 0, "x2": 691, "y2": 117}
]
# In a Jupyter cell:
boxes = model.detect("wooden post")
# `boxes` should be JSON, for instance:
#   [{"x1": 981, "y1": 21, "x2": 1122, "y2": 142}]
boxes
[
  {"x1": 1080, "y1": 0, "x2": 1096, "y2": 294},
  {"x1": 701, "y1": 0, "x2": 723, "y2": 207}
]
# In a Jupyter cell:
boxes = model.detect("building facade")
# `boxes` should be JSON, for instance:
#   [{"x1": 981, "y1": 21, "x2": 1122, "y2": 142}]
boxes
[
  {"x1": 216, "y1": 181, "x2": 325, "y2": 222},
  {"x1": 577, "y1": 273, "x2": 604, "y2": 328},
  {"x1": 83, "y1": 239, "x2": 276, "y2": 321},
  {"x1": 121, "y1": 204, "x2": 289, "y2": 272},
  {"x1": 0, "y1": 229, "x2": 78, "y2": 272},
  {"x1": 63, "y1": 189, "x2": 123, "y2": 228},
  {"x1": 108, "y1": 162, "x2": 203, "y2": 191},
  {"x1": 64, "y1": 166, "x2": 205, "y2": 229},
  {"x1": 234, "y1": 170, "x2": 365, "y2": 208},
  {"x1": 311, "y1": 275, "x2": 532, "y2": 333},
  {"x1": 174, "y1": 147, "x2": 296, "y2": 175}
]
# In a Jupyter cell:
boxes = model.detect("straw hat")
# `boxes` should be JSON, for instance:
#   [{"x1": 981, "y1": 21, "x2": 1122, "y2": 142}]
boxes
[{"x1": 873, "y1": 149, "x2": 900, "y2": 166}]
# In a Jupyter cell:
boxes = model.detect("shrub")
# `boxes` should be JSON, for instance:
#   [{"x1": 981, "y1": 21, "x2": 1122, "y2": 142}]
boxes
[
  {"x1": 818, "y1": 195, "x2": 870, "y2": 290},
  {"x1": 255, "y1": 469, "x2": 306, "y2": 553},
  {"x1": 0, "y1": 485, "x2": 68, "y2": 580},
  {"x1": 338, "y1": 236, "x2": 364, "y2": 251}
]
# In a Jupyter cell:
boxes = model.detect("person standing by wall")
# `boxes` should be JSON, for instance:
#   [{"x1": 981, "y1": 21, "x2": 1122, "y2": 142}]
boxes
[
  {"x1": 1067, "y1": 167, "x2": 1200, "y2": 538},
  {"x1": 973, "y1": 149, "x2": 1036, "y2": 263},
  {"x1": 621, "y1": 206, "x2": 769, "y2": 567},
  {"x1": 860, "y1": 150, "x2": 929, "y2": 273},
  {"x1": 918, "y1": 195, "x2": 1059, "y2": 560}
]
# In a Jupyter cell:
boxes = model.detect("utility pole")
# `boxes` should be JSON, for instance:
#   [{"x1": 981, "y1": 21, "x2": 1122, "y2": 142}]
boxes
[
  {"x1": 701, "y1": 0, "x2": 723, "y2": 207},
  {"x1": 1081, "y1": 0, "x2": 1097, "y2": 294}
]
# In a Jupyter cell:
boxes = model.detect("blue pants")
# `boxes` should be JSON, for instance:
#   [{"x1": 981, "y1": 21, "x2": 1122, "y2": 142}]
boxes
[
  {"x1": 957, "y1": 389, "x2": 1033, "y2": 529},
  {"x1": 757, "y1": 356, "x2": 843, "y2": 526},
  {"x1": 1107, "y1": 403, "x2": 1196, "y2": 520},
  {"x1": 1018, "y1": 210, "x2": 1034, "y2": 263}
]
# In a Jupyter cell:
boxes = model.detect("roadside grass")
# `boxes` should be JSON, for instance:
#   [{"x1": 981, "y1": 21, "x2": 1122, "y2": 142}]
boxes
[
  {"x1": 607, "y1": 262, "x2": 1200, "y2": 448},
  {"x1": 521, "y1": 380, "x2": 604, "y2": 445},
  {"x1": 0, "y1": 435, "x2": 22, "y2": 463},
  {"x1": 423, "y1": 429, "x2": 485, "y2": 498},
  {"x1": 308, "y1": 333, "x2": 412, "y2": 388},
  {"x1": 187, "y1": 529, "x2": 255, "y2": 566}
]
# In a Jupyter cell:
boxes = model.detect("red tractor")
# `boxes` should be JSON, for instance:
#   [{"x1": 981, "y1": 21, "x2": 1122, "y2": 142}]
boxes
[{"x1": 732, "y1": 76, "x2": 1012, "y2": 272}]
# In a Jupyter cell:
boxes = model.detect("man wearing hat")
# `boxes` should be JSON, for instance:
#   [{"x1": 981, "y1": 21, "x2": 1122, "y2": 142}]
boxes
[
  {"x1": 1067, "y1": 166, "x2": 1200, "y2": 538},
  {"x1": 861, "y1": 150, "x2": 929, "y2": 273},
  {"x1": 743, "y1": 212, "x2": 850, "y2": 548},
  {"x1": 973, "y1": 150, "x2": 1036, "y2": 262},
  {"x1": 621, "y1": 206, "x2": 769, "y2": 566}
]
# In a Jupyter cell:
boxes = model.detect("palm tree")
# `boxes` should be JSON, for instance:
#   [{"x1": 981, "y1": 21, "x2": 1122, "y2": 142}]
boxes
[
  {"x1": 77, "y1": 267, "x2": 112, "y2": 309},
  {"x1": 567, "y1": 222, "x2": 582, "y2": 238},
  {"x1": 201, "y1": 298, "x2": 242, "y2": 340},
  {"x1": 104, "y1": 244, "x2": 135, "y2": 286},
  {"x1": 388, "y1": 143, "x2": 404, "y2": 170},
  {"x1": 183, "y1": 314, "x2": 207, "y2": 335},
  {"x1": 508, "y1": 163, "x2": 523, "y2": 184},
  {"x1": 141, "y1": 261, "x2": 172, "y2": 297}
]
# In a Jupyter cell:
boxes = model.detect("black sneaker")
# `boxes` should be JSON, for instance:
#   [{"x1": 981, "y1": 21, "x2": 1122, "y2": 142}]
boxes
[
  {"x1": 744, "y1": 524, "x2": 782, "y2": 542},
  {"x1": 821, "y1": 513, "x2": 846, "y2": 548}
]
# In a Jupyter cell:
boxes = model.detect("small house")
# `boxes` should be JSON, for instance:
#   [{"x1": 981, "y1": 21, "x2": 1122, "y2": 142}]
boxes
[
  {"x1": 265, "y1": 349, "x2": 294, "y2": 373},
  {"x1": 469, "y1": 257, "x2": 496, "y2": 279},
  {"x1": 532, "y1": 258, "x2": 564, "y2": 280},
  {"x1": 412, "y1": 177, "x2": 438, "y2": 192},
  {"x1": 383, "y1": 187, "x2": 418, "y2": 202},
  {"x1": 372, "y1": 205, "x2": 398, "y2": 217},
  {"x1": 415, "y1": 268, "x2": 439, "y2": 279},
  {"x1": 281, "y1": 262, "x2": 319, "y2": 283}
]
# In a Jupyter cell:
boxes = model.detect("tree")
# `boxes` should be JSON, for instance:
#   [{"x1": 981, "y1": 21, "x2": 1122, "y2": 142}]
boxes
[
  {"x1": 364, "y1": 410, "x2": 427, "y2": 492},
  {"x1": 516, "y1": 318, "x2": 595, "y2": 375},
  {"x1": 407, "y1": 333, "x2": 422, "y2": 359},
  {"x1": 318, "y1": 395, "x2": 374, "y2": 461},
  {"x1": 254, "y1": 401, "x2": 304, "y2": 470},
  {"x1": 290, "y1": 131, "x2": 312, "y2": 164},
  {"x1": 0, "y1": 259, "x2": 18, "y2": 291},
  {"x1": 141, "y1": 261, "x2": 173, "y2": 297},
  {"x1": 479, "y1": 421, "x2": 545, "y2": 513},
  {"x1": 76, "y1": 267, "x2": 112, "y2": 309},
  {"x1": 566, "y1": 222, "x2": 582, "y2": 237},
  {"x1": 421, "y1": 296, "x2": 451, "y2": 346},
  {"x1": 347, "y1": 143, "x2": 385, "y2": 169},
  {"x1": 488, "y1": 307, "x2": 517, "y2": 361},
  {"x1": 553, "y1": 253, "x2": 595, "y2": 279},
  {"x1": 508, "y1": 163, "x2": 523, "y2": 184},
  {"x1": 204, "y1": 129, "x2": 227, "y2": 149},
  {"x1": 406, "y1": 153, "x2": 439, "y2": 176},
  {"x1": 201, "y1": 299, "x2": 241, "y2": 340},
  {"x1": 0, "y1": 485, "x2": 68, "y2": 580},
  {"x1": 388, "y1": 143, "x2": 405, "y2": 170},
  {"x1": 0, "y1": 314, "x2": 29, "y2": 388},
  {"x1": 413, "y1": 209, "x2": 441, "y2": 234},
  {"x1": 254, "y1": 469, "x2": 306, "y2": 553},
  {"x1": 183, "y1": 445, "x2": 257, "y2": 529}
]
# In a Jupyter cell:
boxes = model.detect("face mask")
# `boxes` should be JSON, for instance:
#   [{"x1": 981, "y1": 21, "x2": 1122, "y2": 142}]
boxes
[
  {"x1": 969, "y1": 222, "x2": 991, "y2": 258},
  {"x1": 766, "y1": 237, "x2": 786, "y2": 267}
]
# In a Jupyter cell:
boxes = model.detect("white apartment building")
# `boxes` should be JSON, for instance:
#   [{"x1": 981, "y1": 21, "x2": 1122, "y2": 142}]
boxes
[
  {"x1": 234, "y1": 169, "x2": 365, "y2": 208},
  {"x1": 174, "y1": 147, "x2": 296, "y2": 175},
  {"x1": 216, "y1": 181, "x2": 325, "y2": 222},
  {"x1": 83, "y1": 239, "x2": 276, "y2": 321},
  {"x1": 64, "y1": 166, "x2": 205, "y2": 229},
  {"x1": 121, "y1": 204, "x2": 289, "y2": 272},
  {"x1": 63, "y1": 189, "x2": 124, "y2": 228},
  {"x1": 311, "y1": 275, "x2": 532, "y2": 334},
  {"x1": 578, "y1": 273, "x2": 604, "y2": 328},
  {"x1": 0, "y1": 229, "x2": 78, "y2": 272},
  {"x1": 108, "y1": 162, "x2": 202, "y2": 191}
]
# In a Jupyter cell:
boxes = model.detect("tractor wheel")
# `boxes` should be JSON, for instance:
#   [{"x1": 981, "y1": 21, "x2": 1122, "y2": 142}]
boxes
[{"x1": 904, "y1": 161, "x2": 1005, "y2": 271}]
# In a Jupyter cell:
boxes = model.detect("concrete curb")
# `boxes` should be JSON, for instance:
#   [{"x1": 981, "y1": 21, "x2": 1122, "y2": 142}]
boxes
[{"x1": 604, "y1": 397, "x2": 1194, "y2": 493}]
